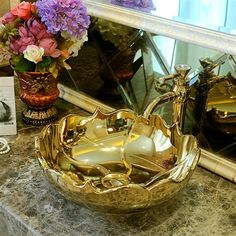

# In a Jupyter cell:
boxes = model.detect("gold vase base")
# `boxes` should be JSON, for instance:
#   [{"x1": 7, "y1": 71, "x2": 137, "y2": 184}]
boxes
[{"x1": 22, "y1": 106, "x2": 58, "y2": 126}]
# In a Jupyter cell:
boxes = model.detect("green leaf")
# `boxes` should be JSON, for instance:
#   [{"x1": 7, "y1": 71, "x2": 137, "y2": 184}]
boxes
[
  {"x1": 37, "y1": 57, "x2": 52, "y2": 68},
  {"x1": 14, "y1": 58, "x2": 35, "y2": 72}
]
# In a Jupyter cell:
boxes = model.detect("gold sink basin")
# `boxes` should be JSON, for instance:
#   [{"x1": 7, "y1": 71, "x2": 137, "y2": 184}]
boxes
[{"x1": 36, "y1": 109, "x2": 200, "y2": 213}]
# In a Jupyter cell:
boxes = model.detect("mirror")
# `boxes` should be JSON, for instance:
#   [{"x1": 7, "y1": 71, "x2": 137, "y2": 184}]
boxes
[
  {"x1": 85, "y1": 0, "x2": 236, "y2": 35},
  {"x1": 58, "y1": 17, "x2": 236, "y2": 182},
  {"x1": 109, "y1": 0, "x2": 236, "y2": 35},
  {"x1": 83, "y1": 0, "x2": 236, "y2": 55}
]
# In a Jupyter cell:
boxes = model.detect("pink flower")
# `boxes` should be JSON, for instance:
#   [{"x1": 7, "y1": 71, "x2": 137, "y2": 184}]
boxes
[
  {"x1": 11, "y1": 1, "x2": 35, "y2": 20},
  {"x1": 39, "y1": 38, "x2": 61, "y2": 58},
  {"x1": 10, "y1": 36, "x2": 35, "y2": 53},
  {"x1": 18, "y1": 25, "x2": 32, "y2": 38},
  {"x1": 9, "y1": 18, "x2": 55, "y2": 55},
  {"x1": 1, "y1": 12, "x2": 17, "y2": 24},
  {"x1": 9, "y1": 23, "x2": 35, "y2": 53},
  {"x1": 27, "y1": 18, "x2": 53, "y2": 40}
]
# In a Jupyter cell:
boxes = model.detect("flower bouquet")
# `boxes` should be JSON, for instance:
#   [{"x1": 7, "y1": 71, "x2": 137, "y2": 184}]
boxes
[
  {"x1": 0, "y1": 0, "x2": 90, "y2": 125},
  {"x1": 0, "y1": 0, "x2": 90, "y2": 77}
]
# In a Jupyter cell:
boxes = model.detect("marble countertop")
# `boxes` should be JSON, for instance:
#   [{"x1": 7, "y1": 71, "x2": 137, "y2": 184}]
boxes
[{"x1": 0, "y1": 96, "x2": 236, "y2": 236}]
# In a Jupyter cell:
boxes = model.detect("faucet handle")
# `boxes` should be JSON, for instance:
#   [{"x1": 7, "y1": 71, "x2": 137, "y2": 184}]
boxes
[
  {"x1": 199, "y1": 54, "x2": 229, "y2": 73},
  {"x1": 154, "y1": 73, "x2": 179, "y2": 93},
  {"x1": 199, "y1": 57, "x2": 217, "y2": 74},
  {"x1": 174, "y1": 64, "x2": 191, "y2": 79},
  {"x1": 155, "y1": 64, "x2": 191, "y2": 93},
  {"x1": 199, "y1": 58, "x2": 213, "y2": 69}
]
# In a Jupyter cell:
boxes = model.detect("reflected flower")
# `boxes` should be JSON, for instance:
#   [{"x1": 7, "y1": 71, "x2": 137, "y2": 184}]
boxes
[{"x1": 110, "y1": 0, "x2": 155, "y2": 12}]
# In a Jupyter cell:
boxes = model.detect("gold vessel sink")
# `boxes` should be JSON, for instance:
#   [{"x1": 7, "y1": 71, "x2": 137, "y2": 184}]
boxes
[{"x1": 36, "y1": 109, "x2": 200, "y2": 213}]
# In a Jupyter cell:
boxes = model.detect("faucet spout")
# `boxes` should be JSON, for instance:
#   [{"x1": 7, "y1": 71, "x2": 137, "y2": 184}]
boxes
[{"x1": 143, "y1": 91, "x2": 176, "y2": 119}]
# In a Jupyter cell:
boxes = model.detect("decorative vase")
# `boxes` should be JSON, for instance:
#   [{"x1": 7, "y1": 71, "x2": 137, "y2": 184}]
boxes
[{"x1": 16, "y1": 71, "x2": 59, "y2": 126}]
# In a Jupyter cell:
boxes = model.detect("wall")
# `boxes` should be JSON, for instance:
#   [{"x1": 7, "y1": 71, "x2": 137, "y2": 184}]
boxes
[{"x1": 0, "y1": 0, "x2": 10, "y2": 17}]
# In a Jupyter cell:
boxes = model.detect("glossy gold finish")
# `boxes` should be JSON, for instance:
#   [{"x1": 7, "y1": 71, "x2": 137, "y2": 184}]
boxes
[
  {"x1": 192, "y1": 57, "x2": 236, "y2": 135},
  {"x1": 207, "y1": 74, "x2": 236, "y2": 135},
  {"x1": 194, "y1": 57, "x2": 235, "y2": 129},
  {"x1": 146, "y1": 64, "x2": 191, "y2": 131},
  {"x1": 36, "y1": 108, "x2": 200, "y2": 213}
]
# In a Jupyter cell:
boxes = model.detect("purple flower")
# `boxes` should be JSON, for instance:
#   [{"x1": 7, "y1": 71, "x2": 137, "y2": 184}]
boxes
[
  {"x1": 110, "y1": 0, "x2": 155, "y2": 12},
  {"x1": 36, "y1": 0, "x2": 90, "y2": 38}
]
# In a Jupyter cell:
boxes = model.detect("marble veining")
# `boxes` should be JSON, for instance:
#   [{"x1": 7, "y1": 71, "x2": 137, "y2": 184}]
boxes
[{"x1": 0, "y1": 96, "x2": 236, "y2": 236}]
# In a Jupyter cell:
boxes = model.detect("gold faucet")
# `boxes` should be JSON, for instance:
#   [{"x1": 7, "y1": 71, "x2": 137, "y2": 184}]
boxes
[
  {"x1": 144, "y1": 64, "x2": 191, "y2": 132},
  {"x1": 144, "y1": 56, "x2": 235, "y2": 136},
  {"x1": 193, "y1": 57, "x2": 234, "y2": 131}
]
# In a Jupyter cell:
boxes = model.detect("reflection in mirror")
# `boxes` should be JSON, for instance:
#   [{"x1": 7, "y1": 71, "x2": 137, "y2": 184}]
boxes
[
  {"x1": 107, "y1": 0, "x2": 236, "y2": 35},
  {"x1": 58, "y1": 19, "x2": 236, "y2": 180},
  {"x1": 110, "y1": 0, "x2": 155, "y2": 12}
]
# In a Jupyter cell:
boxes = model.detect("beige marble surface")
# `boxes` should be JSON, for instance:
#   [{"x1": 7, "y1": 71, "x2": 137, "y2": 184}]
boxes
[{"x1": 0, "y1": 92, "x2": 236, "y2": 236}]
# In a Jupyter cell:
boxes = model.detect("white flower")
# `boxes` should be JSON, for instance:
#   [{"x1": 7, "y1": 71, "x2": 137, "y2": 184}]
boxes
[
  {"x1": 69, "y1": 33, "x2": 88, "y2": 57},
  {"x1": 61, "y1": 31, "x2": 88, "y2": 57},
  {"x1": 23, "y1": 45, "x2": 44, "y2": 63}
]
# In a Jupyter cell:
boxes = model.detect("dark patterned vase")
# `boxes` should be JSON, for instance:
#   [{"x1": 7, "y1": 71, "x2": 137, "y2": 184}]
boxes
[{"x1": 17, "y1": 71, "x2": 59, "y2": 126}]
